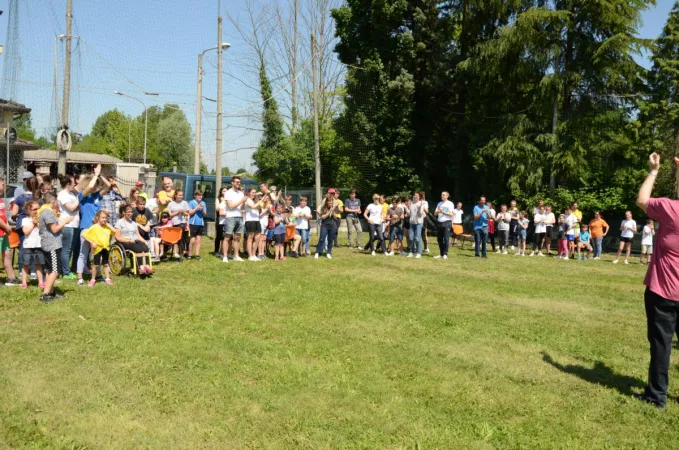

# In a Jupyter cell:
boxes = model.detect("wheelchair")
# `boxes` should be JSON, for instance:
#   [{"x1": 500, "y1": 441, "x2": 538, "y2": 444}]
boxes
[{"x1": 109, "y1": 241, "x2": 154, "y2": 277}]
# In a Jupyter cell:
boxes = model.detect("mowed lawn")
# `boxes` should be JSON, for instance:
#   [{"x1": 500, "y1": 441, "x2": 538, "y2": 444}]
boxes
[{"x1": 1, "y1": 237, "x2": 678, "y2": 449}]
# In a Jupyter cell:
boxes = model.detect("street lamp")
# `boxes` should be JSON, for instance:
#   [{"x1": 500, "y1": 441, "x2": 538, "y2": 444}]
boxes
[
  {"x1": 113, "y1": 91, "x2": 159, "y2": 164},
  {"x1": 194, "y1": 42, "x2": 230, "y2": 174}
]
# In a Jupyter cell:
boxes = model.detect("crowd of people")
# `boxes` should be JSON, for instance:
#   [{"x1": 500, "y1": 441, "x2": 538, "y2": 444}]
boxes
[{"x1": 0, "y1": 167, "x2": 655, "y2": 303}]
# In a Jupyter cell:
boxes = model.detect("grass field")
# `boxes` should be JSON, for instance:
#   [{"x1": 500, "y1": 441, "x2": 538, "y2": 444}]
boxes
[{"x1": 1, "y1": 237, "x2": 677, "y2": 449}]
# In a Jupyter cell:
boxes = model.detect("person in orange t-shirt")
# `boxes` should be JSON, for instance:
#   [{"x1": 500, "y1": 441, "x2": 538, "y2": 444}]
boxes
[{"x1": 588, "y1": 212, "x2": 609, "y2": 259}]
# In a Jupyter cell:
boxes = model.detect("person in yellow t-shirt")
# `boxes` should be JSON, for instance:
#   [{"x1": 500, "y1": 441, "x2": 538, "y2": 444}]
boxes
[
  {"x1": 157, "y1": 177, "x2": 175, "y2": 217},
  {"x1": 571, "y1": 201, "x2": 583, "y2": 236}
]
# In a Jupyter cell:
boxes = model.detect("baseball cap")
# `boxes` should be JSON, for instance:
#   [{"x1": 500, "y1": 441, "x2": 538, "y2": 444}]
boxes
[
  {"x1": 328, "y1": 188, "x2": 336, "y2": 194},
  {"x1": 22, "y1": 171, "x2": 34, "y2": 180},
  {"x1": 135, "y1": 181, "x2": 145, "y2": 187}
]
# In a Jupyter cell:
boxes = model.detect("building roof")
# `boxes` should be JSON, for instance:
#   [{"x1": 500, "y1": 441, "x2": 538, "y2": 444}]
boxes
[
  {"x1": 24, "y1": 149, "x2": 123, "y2": 165},
  {"x1": 0, "y1": 99, "x2": 31, "y2": 114},
  {"x1": 0, "y1": 137, "x2": 39, "y2": 151}
]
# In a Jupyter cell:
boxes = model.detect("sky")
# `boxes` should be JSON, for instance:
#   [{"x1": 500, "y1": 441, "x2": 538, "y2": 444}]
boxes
[{"x1": 0, "y1": 0, "x2": 674, "y2": 173}]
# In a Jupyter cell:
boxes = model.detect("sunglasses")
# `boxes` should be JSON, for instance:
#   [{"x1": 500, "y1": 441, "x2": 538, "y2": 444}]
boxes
[{"x1": 31, "y1": 208, "x2": 39, "y2": 212}]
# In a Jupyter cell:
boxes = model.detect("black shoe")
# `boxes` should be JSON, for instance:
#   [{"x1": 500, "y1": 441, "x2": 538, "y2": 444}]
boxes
[
  {"x1": 195, "y1": 256, "x2": 202, "y2": 261},
  {"x1": 632, "y1": 393, "x2": 664, "y2": 408},
  {"x1": 177, "y1": 258, "x2": 184, "y2": 263},
  {"x1": 39, "y1": 294, "x2": 55, "y2": 303},
  {"x1": 291, "y1": 252, "x2": 299, "y2": 258},
  {"x1": 50, "y1": 291, "x2": 66, "y2": 299}
]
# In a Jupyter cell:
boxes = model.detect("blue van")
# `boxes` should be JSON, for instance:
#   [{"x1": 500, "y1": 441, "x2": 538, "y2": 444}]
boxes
[{"x1": 157, "y1": 173, "x2": 259, "y2": 221}]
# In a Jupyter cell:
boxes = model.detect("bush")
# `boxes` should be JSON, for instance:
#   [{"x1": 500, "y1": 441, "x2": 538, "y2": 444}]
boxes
[{"x1": 517, "y1": 187, "x2": 627, "y2": 217}]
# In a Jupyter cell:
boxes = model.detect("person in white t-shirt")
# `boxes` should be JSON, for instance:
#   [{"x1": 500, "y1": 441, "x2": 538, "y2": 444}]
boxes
[
  {"x1": 244, "y1": 188, "x2": 265, "y2": 261},
  {"x1": 495, "y1": 204, "x2": 511, "y2": 254},
  {"x1": 215, "y1": 187, "x2": 228, "y2": 258},
  {"x1": 451, "y1": 202, "x2": 463, "y2": 246},
  {"x1": 544, "y1": 205, "x2": 556, "y2": 255},
  {"x1": 640, "y1": 218, "x2": 655, "y2": 265},
  {"x1": 293, "y1": 196, "x2": 313, "y2": 256},
  {"x1": 564, "y1": 207, "x2": 578, "y2": 258},
  {"x1": 20, "y1": 200, "x2": 44, "y2": 289},
  {"x1": 57, "y1": 175, "x2": 79, "y2": 279},
  {"x1": 364, "y1": 194, "x2": 386, "y2": 256},
  {"x1": 222, "y1": 176, "x2": 248, "y2": 262},
  {"x1": 434, "y1": 191, "x2": 454, "y2": 259},
  {"x1": 529, "y1": 205, "x2": 547, "y2": 257},
  {"x1": 613, "y1": 210, "x2": 637, "y2": 265}
]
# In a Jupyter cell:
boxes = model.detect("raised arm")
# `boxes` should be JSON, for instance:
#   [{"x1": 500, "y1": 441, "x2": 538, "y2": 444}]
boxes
[{"x1": 637, "y1": 152, "x2": 663, "y2": 214}]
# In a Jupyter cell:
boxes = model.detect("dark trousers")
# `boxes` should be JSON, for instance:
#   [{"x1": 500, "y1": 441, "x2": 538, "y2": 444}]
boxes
[
  {"x1": 510, "y1": 219, "x2": 519, "y2": 246},
  {"x1": 644, "y1": 288, "x2": 679, "y2": 406},
  {"x1": 316, "y1": 225, "x2": 337, "y2": 255},
  {"x1": 436, "y1": 221, "x2": 451, "y2": 256},
  {"x1": 214, "y1": 220, "x2": 224, "y2": 254},
  {"x1": 333, "y1": 218, "x2": 341, "y2": 245},
  {"x1": 121, "y1": 241, "x2": 150, "y2": 268},
  {"x1": 474, "y1": 227, "x2": 488, "y2": 257},
  {"x1": 534, "y1": 232, "x2": 546, "y2": 252},
  {"x1": 488, "y1": 232, "x2": 496, "y2": 251},
  {"x1": 368, "y1": 223, "x2": 385, "y2": 252}
]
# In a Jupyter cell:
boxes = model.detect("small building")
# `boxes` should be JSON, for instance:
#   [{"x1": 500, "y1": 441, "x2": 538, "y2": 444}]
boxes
[{"x1": 0, "y1": 99, "x2": 39, "y2": 184}]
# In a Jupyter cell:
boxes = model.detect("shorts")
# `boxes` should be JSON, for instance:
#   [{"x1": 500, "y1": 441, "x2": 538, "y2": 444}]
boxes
[
  {"x1": 567, "y1": 235, "x2": 576, "y2": 242},
  {"x1": 545, "y1": 226, "x2": 553, "y2": 239},
  {"x1": 518, "y1": 229, "x2": 527, "y2": 241},
  {"x1": 43, "y1": 249, "x2": 62, "y2": 274},
  {"x1": 224, "y1": 217, "x2": 244, "y2": 235},
  {"x1": 620, "y1": 237, "x2": 632, "y2": 243},
  {"x1": 245, "y1": 221, "x2": 261, "y2": 234},
  {"x1": 93, "y1": 248, "x2": 110, "y2": 266},
  {"x1": 642, "y1": 245, "x2": 653, "y2": 255},
  {"x1": 23, "y1": 247, "x2": 45, "y2": 266},
  {"x1": 189, "y1": 225, "x2": 204, "y2": 237},
  {"x1": 390, "y1": 227, "x2": 403, "y2": 241},
  {"x1": 267, "y1": 229, "x2": 275, "y2": 240},
  {"x1": 274, "y1": 233, "x2": 285, "y2": 245},
  {"x1": 0, "y1": 235, "x2": 9, "y2": 252}
]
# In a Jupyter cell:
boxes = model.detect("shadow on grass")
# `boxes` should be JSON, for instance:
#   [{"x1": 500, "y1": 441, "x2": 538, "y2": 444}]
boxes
[{"x1": 542, "y1": 352, "x2": 645, "y2": 396}]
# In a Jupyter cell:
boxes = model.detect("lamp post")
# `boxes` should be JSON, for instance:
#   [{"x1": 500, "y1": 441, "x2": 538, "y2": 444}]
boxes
[
  {"x1": 195, "y1": 42, "x2": 231, "y2": 174},
  {"x1": 113, "y1": 91, "x2": 159, "y2": 164}
]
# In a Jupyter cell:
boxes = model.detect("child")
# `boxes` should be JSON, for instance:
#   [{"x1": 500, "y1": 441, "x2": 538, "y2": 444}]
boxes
[
  {"x1": 564, "y1": 207, "x2": 578, "y2": 258},
  {"x1": 0, "y1": 177, "x2": 19, "y2": 286},
  {"x1": 258, "y1": 196, "x2": 271, "y2": 259},
  {"x1": 81, "y1": 210, "x2": 115, "y2": 287},
  {"x1": 613, "y1": 210, "x2": 636, "y2": 265},
  {"x1": 273, "y1": 205, "x2": 287, "y2": 261},
  {"x1": 38, "y1": 193, "x2": 74, "y2": 301},
  {"x1": 188, "y1": 190, "x2": 207, "y2": 260},
  {"x1": 452, "y1": 202, "x2": 463, "y2": 246},
  {"x1": 293, "y1": 196, "x2": 312, "y2": 256},
  {"x1": 640, "y1": 219, "x2": 655, "y2": 265},
  {"x1": 133, "y1": 196, "x2": 156, "y2": 260},
  {"x1": 556, "y1": 214, "x2": 569, "y2": 260},
  {"x1": 168, "y1": 190, "x2": 190, "y2": 261},
  {"x1": 156, "y1": 211, "x2": 173, "y2": 259},
  {"x1": 386, "y1": 196, "x2": 405, "y2": 256},
  {"x1": 20, "y1": 200, "x2": 45, "y2": 289},
  {"x1": 577, "y1": 224, "x2": 593, "y2": 260},
  {"x1": 515, "y1": 211, "x2": 529, "y2": 256}
]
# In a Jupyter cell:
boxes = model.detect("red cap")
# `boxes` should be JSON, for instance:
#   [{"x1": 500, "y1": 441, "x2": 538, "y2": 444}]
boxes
[
  {"x1": 328, "y1": 188, "x2": 336, "y2": 194},
  {"x1": 135, "y1": 181, "x2": 145, "y2": 187}
]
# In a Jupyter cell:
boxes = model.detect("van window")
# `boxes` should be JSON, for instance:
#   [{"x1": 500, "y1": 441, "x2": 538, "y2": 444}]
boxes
[
  {"x1": 195, "y1": 180, "x2": 215, "y2": 199},
  {"x1": 172, "y1": 178, "x2": 184, "y2": 192}
]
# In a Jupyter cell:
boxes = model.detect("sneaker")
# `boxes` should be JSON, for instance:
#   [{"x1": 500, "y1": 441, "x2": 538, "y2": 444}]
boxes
[
  {"x1": 5, "y1": 278, "x2": 19, "y2": 286},
  {"x1": 222, "y1": 257, "x2": 229, "y2": 263},
  {"x1": 443, "y1": 255, "x2": 448, "y2": 260},
  {"x1": 291, "y1": 252, "x2": 299, "y2": 258},
  {"x1": 521, "y1": 254, "x2": 525, "y2": 257},
  {"x1": 511, "y1": 245, "x2": 515, "y2": 251},
  {"x1": 578, "y1": 255, "x2": 582, "y2": 260},
  {"x1": 173, "y1": 253, "x2": 181, "y2": 259},
  {"x1": 433, "y1": 255, "x2": 442, "y2": 259},
  {"x1": 77, "y1": 279, "x2": 85, "y2": 286},
  {"x1": 29, "y1": 272, "x2": 37, "y2": 280},
  {"x1": 385, "y1": 252, "x2": 394, "y2": 256},
  {"x1": 415, "y1": 254, "x2": 421, "y2": 259},
  {"x1": 51, "y1": 291, "x2": 66, "y2": 299},
  {"x1": 371, "y1": 251, "x2": 376, "y2": 256},
  {"x1": 563, "y1": 256, "x2": 569, "y2": 261},
  {"x1": 424, "y1": 248, "x2": 430, "y2": 253},
  {"x1": 407, "y1": 253, "x2": 413, "y2": 258},
  {"x1": 538, "y1": 252, "x2": 544, "y2": 257},
  {"x1": 593, "y1": 256, "x2": 600, "y2": 260},
  {"x1": 400, "y1": 251, "x2": 408, "y2": 257},
  {"x1": 234, "y1": 256, "x2": 245, "y2": 262},
  {"x1": 177, "y1": 258, "x2": 184, "y2": 263},
  {"x1": 624, "y1": 260, "x2": 629, "y2": 265},
  {"x1": 327, "y1": 254, "x2": 332, "y2": 259},
  {"x1": 39, "y1": 294, "x2": 55, "y2": 303},
  {"x1": 584, "y1": 257, "x2": 588, "y2": 261},
  {"x1": 63, "y1": 273, "x2": 77, "y2": 280},
  {"x1": 515, "y1": 252, "x2": 521, "y2": 256},
  {"x1": 195, "y1": 256, "x2": 202, "y2": 261},
  {"x1": 502, "y1": 251, "x2": 508, "y2": 255},
  {"x1": 314, "y1": 254, "x2": 319, "y2": 259},
  {"x1": 496, "y1": 250, "x2": 501, "y2": 254},
  {"x1": 248, "y1": 256, "x2": 259, "y2": 262},
  {"x1": 612, "y1": 259, "x2": 619, "y2": 264},
  {"x1": 529, "y1": 252, "x2": 535, "y2": 257},
  {"x1": 632, "y1": 393, "x2": 664, "y2": 409},
  {"x1": 214, "y1": 253, "x2": 223, "y2": 259},
  {"x1": 88, "y1": 279, "x2": 96, "y2": 288}
]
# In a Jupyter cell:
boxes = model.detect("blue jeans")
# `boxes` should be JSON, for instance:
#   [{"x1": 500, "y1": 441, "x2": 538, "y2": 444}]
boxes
[
  {"x1": 316, "y1": 225, "x2": 337, "y2": 255},
  {"x1": 409, "y1": 223, "x2": 423, "y2": 255},
  {"x1": 593, "y1": 237, "x2": 603, "y2": 258},
  {"x1": 436, "y1": 221, "x2": 451, "y2": 256},
  {"x1": 474, "y1": 227, "x2": 488, "y2": 257},
  {"x1": 60, "y1": 227, "x2": 76, "y2": 275},
  {"x1": 297, "y1": 228, "x2": 310, "y2": 252}
]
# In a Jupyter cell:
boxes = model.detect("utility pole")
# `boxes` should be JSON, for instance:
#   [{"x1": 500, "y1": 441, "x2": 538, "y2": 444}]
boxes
[
  {"x1": 58, "y1": 0, "x2": 73, "y2": 175},
  {"x1": 194, "y1": 53, "x2": 203, "y2": 174},
  {"x1": 215, "y1": 1, "x2": 223, "y2": 210},
  {"x1": 311, "y1": 35, "x2": 321, "y2": 212},
  {"x1": 290, "y1": 0, "x2": 299, "y2": 133}
]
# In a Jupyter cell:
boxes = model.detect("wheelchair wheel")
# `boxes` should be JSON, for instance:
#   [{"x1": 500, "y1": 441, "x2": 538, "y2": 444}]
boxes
[{"x1": 109, "y1": 244, "x2": 127, "y2": 276}]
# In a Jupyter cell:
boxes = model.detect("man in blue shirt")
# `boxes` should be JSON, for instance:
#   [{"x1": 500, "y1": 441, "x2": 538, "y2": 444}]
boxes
[{"x1": 473, "y1": 195, "x2": 491, "y2": 258}]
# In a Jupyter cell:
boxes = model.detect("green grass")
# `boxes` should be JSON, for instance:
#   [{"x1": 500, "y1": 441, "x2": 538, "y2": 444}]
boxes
[{"x1": 1, "y1": 238, "x2": 677, "y2": 449}]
